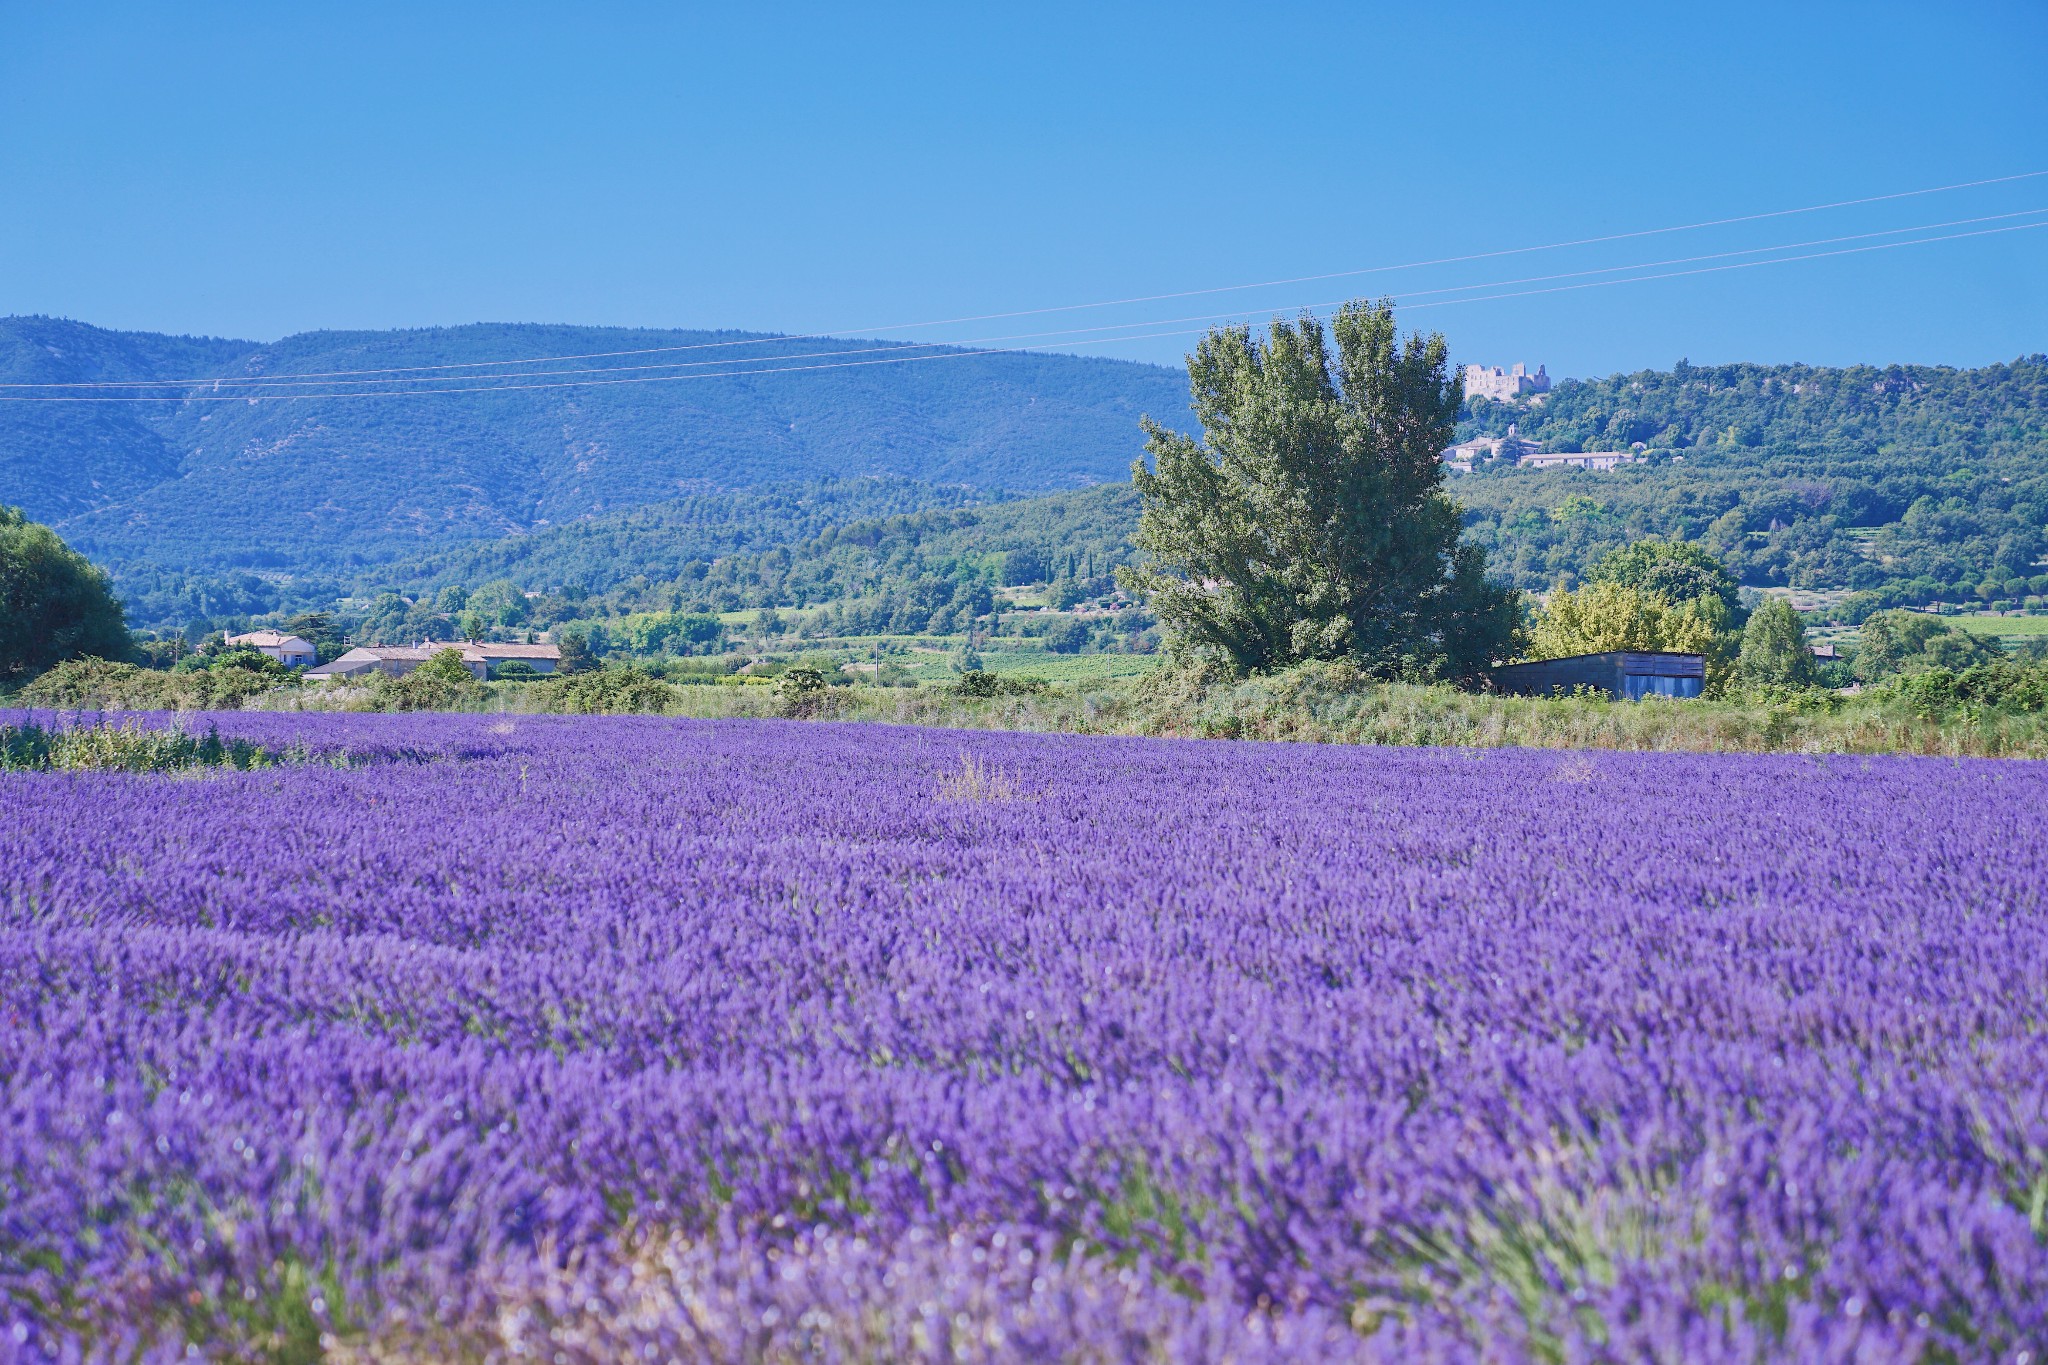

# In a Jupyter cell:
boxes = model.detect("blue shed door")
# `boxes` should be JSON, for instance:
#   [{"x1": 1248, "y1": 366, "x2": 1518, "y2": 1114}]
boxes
[{"x1": 1623, "y1": 674, "x2": 1703, "y2": 700}]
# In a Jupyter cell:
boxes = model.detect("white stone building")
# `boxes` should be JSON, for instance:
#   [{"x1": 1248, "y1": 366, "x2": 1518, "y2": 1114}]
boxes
[{"x1": 226, "y1": 630, "x2": 318, "y2": 667}]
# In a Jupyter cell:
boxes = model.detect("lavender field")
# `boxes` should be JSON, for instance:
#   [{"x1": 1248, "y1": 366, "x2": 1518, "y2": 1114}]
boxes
[{"x1": 4, "y1": 714, "x2": 2047, "y2": 1363}]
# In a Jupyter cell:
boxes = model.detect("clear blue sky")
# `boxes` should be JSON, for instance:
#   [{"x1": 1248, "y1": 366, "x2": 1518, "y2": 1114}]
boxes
[{"x1": 3, "y1": 1, "x2": 2044, "y2": 378}]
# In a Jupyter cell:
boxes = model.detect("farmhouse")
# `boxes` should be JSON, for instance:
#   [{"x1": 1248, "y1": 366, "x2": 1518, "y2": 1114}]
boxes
[
  {"x1": 1443, "y1": 423, "x2": 1529, "y2": 471},
  {"x1": 1442, "y1": 423, "x2": 1639, "y2": 473},
  {"x1": 1491, "y1": 651, "x2": 1706, "y2": 700},
  {"x1": 1516, "y1": 449, "x2": 1638, "y2": 471},
  {"x1": 225, "y1": 630, "x2": 317, "y2": 667},
  {"x1": 305, "y1": 641, "x2": 562, "y2": 682}
]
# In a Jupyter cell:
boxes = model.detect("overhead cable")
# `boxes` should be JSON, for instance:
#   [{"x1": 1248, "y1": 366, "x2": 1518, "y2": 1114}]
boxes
[
  {"x1": 12, "y1": 206, "x2": 2046, "y2": 394},
  {"x1": 6, "y1": 169, "x2": 2040, "y2": 390}
]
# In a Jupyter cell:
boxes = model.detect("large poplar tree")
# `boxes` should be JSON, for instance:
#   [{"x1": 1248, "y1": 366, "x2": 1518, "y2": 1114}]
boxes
[{"x1": 1122, "y1": 300, "x2": 1519, "y2": 682}]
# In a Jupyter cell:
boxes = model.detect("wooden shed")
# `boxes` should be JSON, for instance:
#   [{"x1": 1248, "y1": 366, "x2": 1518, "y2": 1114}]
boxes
[{"x1": 1491, "y1": 651, "x2": 1706, "y2": 701}]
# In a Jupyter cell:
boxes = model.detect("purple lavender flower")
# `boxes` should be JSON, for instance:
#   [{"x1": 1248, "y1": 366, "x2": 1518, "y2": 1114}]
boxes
[{"x1": 2, "y1": 714, "x2": 2044, "y2": 1360}]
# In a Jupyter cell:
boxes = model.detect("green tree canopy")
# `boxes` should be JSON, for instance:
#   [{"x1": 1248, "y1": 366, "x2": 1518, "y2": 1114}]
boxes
[
  {"x1": 1527, "y1": 581, "x2": 1725, "y2": 660},
  {"x1": 0, "y1": 506, "x2": 131, "y2": 681},
  {"x1": 469, "y1": 579, "x2": 530, "y2": 627},
  {"x1": 1734, "y1": 597, "x2": 1817, "y2": 689},
  {"x1": 1123, "y1": 300, "x2": 1519, "y2": 682},
  {"x1": 413, "y1": 648, "x2": 476, "y2": 685},
  {"x1": 1586, "y1": 539, "x2": 1741, "y2": 616},
  {"x1": 283, "y1": 612, "x2": 344, "y2": 663},
  {"x1": 1854, "y1": 609, "x2": 2003, "y2": 681},
  {"x1": 1535, "y1": 538, "x2": 1744, "y2": 683}
]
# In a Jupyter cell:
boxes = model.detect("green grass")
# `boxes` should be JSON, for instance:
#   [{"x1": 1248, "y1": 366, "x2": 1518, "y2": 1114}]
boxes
[
  {"x1": 32, "y1": 649, "x2": 2048, "y2": 759},
  {"x1": 878, "y1": 646, "x2": 1160, "y2": 685},
  {"x1": 969, "y1": 650, "x2": 1163, "y2": 683},
  {"x1": 474, "y1": 663, "x2": 2048, "y2": 759},
  {"x1": 1949, "y1": 613, "x2": 2048, "y2": 638}
]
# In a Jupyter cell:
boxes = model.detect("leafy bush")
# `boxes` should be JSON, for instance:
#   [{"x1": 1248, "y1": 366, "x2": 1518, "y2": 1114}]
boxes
[
  {"x1": 1854, "y1": 610, "x2": 2004, "y2": 681},
  {"x1": 1884, "y1": 660, "x2": 2048, "y2": 715},
  {"x1": 953, "y1": 670, "x2": 1048, "y2": 699},
  {"x1": 364, "y1": 652, "x2": 486, "y2": 712},
  {"x1": 370, "y1": 672, "x2": 486, "y2": 713},
  {"x1": 1044, "y1": 619, "x2": 1092, "y2": 654},
  {"x1": 17, "y1": 657, "x2": 287, "y2": 710},
  {"x1": 209, "y1": 647, "x2": 292, "y2": 677},
  {"x1": 526, "y1": 665, "x2": 679, "y2": 715},
  {"x1": 775, "y1": 667, "x2": 829, "y2": 718},
  {"x1": 0, "y1": 719, "x2": 272, "y2": 772}
]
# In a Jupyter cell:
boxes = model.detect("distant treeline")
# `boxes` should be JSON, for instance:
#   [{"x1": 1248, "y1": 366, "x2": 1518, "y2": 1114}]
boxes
[{"x1": 106, "y1": 356, "x2": 2048, "y2": 636}]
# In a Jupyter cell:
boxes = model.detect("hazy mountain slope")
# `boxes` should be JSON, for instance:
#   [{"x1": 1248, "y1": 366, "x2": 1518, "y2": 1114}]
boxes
[
  {"x1": 0, "y1": 317, "x2": 248, "y2": 519},
  {"x1": 0, "y1": 318, "x2": 1193, "y2": 573}
]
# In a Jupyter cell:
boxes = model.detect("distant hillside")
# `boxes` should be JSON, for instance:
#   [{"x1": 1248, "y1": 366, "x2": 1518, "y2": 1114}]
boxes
[
  {"x1": 582, "y1": 357, "x2": 2048, "y2": 627},
  {"x1": 18, "y1": 327, "x2": 2047, "y2": 632},
  {"x1": 1453, "y1": 357, "x2": 2048, "y2": 613},
  {"x1": 1460, "y1": 357, "x2": 2048, "y2": 462},
  {"x1": 0, "y1": 316, "x2": 1192, "y2": 575}
]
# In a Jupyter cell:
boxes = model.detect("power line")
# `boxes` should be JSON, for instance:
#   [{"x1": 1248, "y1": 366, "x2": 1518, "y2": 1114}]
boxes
[
  {"x1": 8, "y1": 216, "x2": 2041, "y2": 405},
  {"x1": 8, "y1": 169, "x2": 2041, "y2": 390},
  {"x1": 13, "y1": 206, "x2": 2046, "y2": 394},
  {"x1": 839, "y1": 170, "x2": 2048, "y2": 331}
]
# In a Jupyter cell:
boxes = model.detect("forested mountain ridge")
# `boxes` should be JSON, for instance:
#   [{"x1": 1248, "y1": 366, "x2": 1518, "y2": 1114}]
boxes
[
  {"x1": 0, "y1": 319, "x2": 250, "y2": 521},
  {"x1": 0, "y1": 315, "x2": 1192, "y2": 574},
  {"x1": 637, "y1": 357, "x2": 2048, "y2": 627}
]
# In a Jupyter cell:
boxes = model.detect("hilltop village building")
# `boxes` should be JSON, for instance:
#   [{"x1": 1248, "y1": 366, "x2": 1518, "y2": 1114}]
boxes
[
  {"x1": 225, "y1": 630, "x2": 317, "y2": 667},
  {"x1": 306, "y1": 641, "x2": 562, "y2": 682},
  {"x1": 1463, "y1": 362, "x2": 1550, "y2": 403}
]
